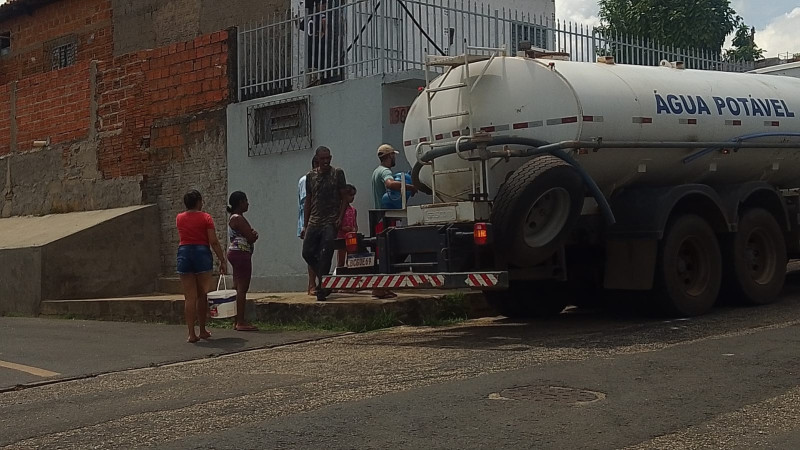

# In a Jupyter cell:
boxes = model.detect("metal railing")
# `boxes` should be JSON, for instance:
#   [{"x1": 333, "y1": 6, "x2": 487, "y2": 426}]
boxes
[{"x1": 236, "y1": 0, "x2": 755, "y2": 101}]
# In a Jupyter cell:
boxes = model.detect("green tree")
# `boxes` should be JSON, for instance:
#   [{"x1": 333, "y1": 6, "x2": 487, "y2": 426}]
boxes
[
  {"x1": 724, "y1": 23, "x2": 764, "y2": 62},
  {"x1": 598, "y1": 0, "x2": 739, "y2": 53}
]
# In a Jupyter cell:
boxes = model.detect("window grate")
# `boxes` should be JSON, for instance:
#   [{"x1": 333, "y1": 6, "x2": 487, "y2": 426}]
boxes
[
  {"x1": 51, "y1": 42, "x2": 77, "y2": 70},
  {"x1": 247, "y1": 96, "x2": 312, "y2": 157}
]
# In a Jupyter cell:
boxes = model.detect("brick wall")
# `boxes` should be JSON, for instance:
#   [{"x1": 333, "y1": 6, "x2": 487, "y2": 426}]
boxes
[
  {"x1": 0, "y1": 84, "x2": 10, "y2": 156},
  {"x1": 14, "y1": 61, "x2": 91, "y2": 152},
  {"x1": 0, "y1": 0, "x2": 138, "y2": 219},
  {"x1": 96, "y1": 31, "x2": 228, "y2": 178},
  {"x1": 0, "y1": 0, "x2": 113, "y2": 85},
  {"x1": 0, "y1": 0, "x2": 233, "y2": 276},
  {"x1": 145, "y1": 110, "x2": 228, "y2": 273},
  {"x1": 96, "y1": 31, "x2": 231, "y2": 274}
]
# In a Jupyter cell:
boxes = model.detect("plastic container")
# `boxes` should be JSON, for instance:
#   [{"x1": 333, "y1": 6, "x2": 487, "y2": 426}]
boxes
[{"x1": 207, "y1": 276, "x2": 237, "y2": 319}]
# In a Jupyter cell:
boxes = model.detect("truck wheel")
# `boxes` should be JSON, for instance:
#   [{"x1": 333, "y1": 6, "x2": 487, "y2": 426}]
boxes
[
  {"x1": 484, "y1": 281, "x2": 568, "y2": 319},
  {"x1": 492, "y1": 155, "x2": 584, "y2": 267},
  {"x1": 655, "y1": 214, "x2": 722, "y2": 317},
  {"x1": 722, "y1": 208, "x2": 786, "y2": 305}
]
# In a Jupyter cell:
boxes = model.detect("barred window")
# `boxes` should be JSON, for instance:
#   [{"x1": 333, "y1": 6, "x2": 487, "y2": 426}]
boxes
[
  {"x1": 52, "y1": 42, "x2": 77, "y2": 69},
  {"x1": 247, "y1": 96, "x2": 312, "y2": 157},
  {"x1": 46, "y1": 35, "x2": 78, "y2": 70}
]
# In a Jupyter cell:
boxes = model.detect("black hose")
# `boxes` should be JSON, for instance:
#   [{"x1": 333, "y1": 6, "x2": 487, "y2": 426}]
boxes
[{"x1": 411, "y1": 161, "x2": 432, "y2": 195}]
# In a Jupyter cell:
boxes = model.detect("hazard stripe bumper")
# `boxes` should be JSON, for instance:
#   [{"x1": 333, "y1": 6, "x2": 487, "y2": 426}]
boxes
[{"x1": 321, "y1": 272, "x2": 508, "y2": 290}]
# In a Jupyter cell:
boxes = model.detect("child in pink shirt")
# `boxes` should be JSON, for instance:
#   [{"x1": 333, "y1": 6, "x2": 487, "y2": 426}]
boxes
[{"x1": 337, "y1": 184, "x2": 358, "y2": 268}]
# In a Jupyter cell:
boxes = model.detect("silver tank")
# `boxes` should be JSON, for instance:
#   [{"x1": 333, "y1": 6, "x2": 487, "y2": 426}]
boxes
[{"x1": 403, "y1": 57, "x2": 800, "y2": 200}]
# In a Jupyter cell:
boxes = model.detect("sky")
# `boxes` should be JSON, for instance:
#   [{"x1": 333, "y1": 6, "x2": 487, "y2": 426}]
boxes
[{"x1": 555, "y1": 0, "x2": 800, "y2": 58}]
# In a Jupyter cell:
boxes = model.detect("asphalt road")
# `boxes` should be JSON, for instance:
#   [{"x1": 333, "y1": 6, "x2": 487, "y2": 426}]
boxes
[
  {"x1": 0, "y1": 318, "x2": 339, "y2": 390},
  {"x1": 3, "y1": 281, "x2": 800, "y2": 449}
]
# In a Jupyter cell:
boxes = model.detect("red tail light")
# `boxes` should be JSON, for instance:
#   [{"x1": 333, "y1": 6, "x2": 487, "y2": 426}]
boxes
[
  {"x1": 474, "y1": 223, "x2": 489, "y2": 246},
  {"x1": 345, "y1": 232, "x2": 358, "y2": 253}
]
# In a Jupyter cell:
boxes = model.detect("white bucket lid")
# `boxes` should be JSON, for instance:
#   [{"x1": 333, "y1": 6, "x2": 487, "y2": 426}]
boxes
[{"x1": 208, "y1": 289, "x2": 237, "y2": 300}]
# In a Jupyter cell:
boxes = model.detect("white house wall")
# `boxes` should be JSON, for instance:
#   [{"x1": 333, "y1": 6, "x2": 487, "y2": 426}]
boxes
[{"x1": 227, "y1": 75, "x2": 425, "y2": 291}]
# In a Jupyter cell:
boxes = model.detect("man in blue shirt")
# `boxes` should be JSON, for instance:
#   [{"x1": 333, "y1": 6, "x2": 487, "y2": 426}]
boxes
[
  {"x1": 371, "y1": 144, "x2": 417, "y2": 208},
  {"x1": 298, "y1": 156, "x2": 318, "y2": 295},
  {"x1": 370, "y1": 144, "x2": 417, "y2": 299}
]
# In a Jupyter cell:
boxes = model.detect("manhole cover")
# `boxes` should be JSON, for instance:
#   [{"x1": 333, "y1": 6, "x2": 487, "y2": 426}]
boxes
[{"x1": 489, "y1": 385, "x2": 605, "y2": 405}]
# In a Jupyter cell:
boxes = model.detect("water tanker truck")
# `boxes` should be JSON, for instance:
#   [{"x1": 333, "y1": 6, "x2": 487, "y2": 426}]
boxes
[{"x1": 323, "y1": 49, "x2": 800, "y2": 317}]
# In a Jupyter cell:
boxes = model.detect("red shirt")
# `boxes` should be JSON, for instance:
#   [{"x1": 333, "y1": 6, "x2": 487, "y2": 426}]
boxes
[{"x1": 176, "y1": 211, "x2": 215, "y2": 245}]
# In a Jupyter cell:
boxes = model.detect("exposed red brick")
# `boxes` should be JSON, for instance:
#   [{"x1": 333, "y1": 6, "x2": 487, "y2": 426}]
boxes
[{"x1": 95, "y1": 30, "x2": 229, "y2": 178}]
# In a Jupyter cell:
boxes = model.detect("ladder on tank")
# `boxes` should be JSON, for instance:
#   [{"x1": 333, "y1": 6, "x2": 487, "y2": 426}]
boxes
[{"x1": 417, "y1": 45, "x2": 506, "y2": 203}]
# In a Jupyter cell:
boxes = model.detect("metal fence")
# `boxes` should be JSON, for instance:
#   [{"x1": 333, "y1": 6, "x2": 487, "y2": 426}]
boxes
[{"x1": 237, "y1": 0, "x2": 754, "y2": 101}]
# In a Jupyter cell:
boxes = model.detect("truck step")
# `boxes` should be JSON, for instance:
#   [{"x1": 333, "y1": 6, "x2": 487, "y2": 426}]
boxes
[{"x1": 391, "y1": 262, "x2": 439, "y2": 271}]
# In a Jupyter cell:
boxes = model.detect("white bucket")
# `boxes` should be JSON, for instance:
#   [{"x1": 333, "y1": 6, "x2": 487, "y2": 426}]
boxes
[{"x1": 208, "y1": 276, "x2": 237, "y2": 319}]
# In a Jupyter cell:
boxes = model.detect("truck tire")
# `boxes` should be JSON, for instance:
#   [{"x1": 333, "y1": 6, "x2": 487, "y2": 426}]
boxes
[
  {"x1": 492, "y1": 155, "x2": 584, "y2": 267},
  {"x1": 721, "y1": 208, "x2": 786, "y2": 305},
  {"x1": 484, "y1": 281, "x2": 568, "y2": 319},
  {"x1": 655, "y1": 214, "x2": 722, "y2": 317}
]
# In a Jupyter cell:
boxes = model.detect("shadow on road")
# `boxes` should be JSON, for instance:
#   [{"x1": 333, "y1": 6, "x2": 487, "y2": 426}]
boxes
[
  {"x1": 362, "y1": 273, "x2": 800, "y2": 353},
  {"x1": 194, "y1": 337, "x2": 249, "y2": 350}
]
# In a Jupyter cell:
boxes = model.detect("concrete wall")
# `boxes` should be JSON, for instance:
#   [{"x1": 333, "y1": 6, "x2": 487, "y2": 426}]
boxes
[
  {"x1": 227, "y1": 74, "x2": 424, "y2": 291},
  {"x1": 0, "y1": 205, "x2": 159, "y2": 314},
  {"x1": 41, "y1": 205, "x2": 160, "y2": 300},
  {"x1": 0, "y1": 248, "x2": 42, "y2": 315},
  {"x1": 0, "y1": 144, "x2": 144, "y2": 217},
  {"x1": 112, "y1": 0, "x2": 288, "y2": 55}
]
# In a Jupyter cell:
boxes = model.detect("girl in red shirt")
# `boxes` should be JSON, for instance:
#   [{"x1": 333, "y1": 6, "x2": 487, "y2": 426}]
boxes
[
  {"x1": 176, "y1": 190, "x2": 227, "y2": 343},
  {"x1": 336, "y1": 184, "x2": 358, "y2": 268}
]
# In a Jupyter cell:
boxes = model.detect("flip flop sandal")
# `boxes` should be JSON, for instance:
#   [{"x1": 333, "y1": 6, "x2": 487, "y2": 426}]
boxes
[{"x1": 235, "y1": 325, "x2": 258, "y2": 331}]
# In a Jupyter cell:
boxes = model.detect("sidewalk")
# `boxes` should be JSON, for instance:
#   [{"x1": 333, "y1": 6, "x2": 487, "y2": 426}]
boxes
[{"x1": 39, "y1": 289, "x2": 492, "y2": 330}]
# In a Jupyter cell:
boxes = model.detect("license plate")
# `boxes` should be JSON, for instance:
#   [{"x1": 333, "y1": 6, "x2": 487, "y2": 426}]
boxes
[{"x1": 346, "y1": 253, "x2": 375, "y2": 268}]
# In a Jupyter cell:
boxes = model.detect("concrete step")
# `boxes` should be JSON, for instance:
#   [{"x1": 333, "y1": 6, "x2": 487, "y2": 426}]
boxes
[{"x1": 41, "y1": 296, "x2": 183, "y2": 323}]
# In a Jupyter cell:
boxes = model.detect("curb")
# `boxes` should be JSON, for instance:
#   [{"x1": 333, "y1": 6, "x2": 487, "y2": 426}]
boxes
[
  {"x1": 39, "y1": 292, "x2": 493, "y2": 328},
  {"x1": 252, "y1": 292, "x2": 493, "y2": 327}
]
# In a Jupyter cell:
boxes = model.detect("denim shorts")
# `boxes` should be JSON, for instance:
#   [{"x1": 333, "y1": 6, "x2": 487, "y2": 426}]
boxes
[{"x1": 176, "y1": 245, "x2": 213, "y2": 274}]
